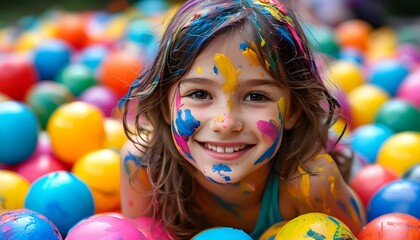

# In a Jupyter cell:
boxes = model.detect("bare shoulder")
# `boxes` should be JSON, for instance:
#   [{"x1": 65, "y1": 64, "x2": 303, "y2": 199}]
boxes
[
  {"x1": 120, "y1": 139, "x2": 153, "y2": 218},
  {"x1": 282, "y1": 153, "x2": 366, "y2": 234}
]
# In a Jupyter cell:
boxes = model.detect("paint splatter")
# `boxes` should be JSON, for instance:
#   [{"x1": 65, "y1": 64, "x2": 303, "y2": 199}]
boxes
[
  {"x1": 254, "y1": 119, "x2": 282, "y2": 165},
  {"x1": 214, "y1": 54, "x2": 240, "y2": 94},
  {"x1": 175, "y1": 109, "x2": 200, "y2": 139},
  {"x1": 123, "y1": 152, "x2": 146, "y2": 175},
  {"x1": 197, "y1": 66, "x2": 202, "y2": 74},
  {"x1": 212, "y1": 164, "x2": 232, "y2": 182}
]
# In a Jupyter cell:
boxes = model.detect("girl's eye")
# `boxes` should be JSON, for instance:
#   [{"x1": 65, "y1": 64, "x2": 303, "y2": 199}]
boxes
[
  {"x1": 245, "y1": 93, "x2": 267, "y2": 102},
  {"x1": 188, "y1": 90, "x2": 210, "y2": 100}
]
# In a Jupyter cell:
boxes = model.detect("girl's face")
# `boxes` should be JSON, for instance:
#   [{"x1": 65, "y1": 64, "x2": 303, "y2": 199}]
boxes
[{"x1": 168, "y1": 30, "x2": 295, "y2": 184}]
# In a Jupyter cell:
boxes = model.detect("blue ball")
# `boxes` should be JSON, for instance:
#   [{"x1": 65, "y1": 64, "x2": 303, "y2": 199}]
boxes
[
  {"x1": 350, "y1": 124, "x2": 394, "y2": 164},
  {"x1": 0, "y1": 209, "x2": 62, "y2": 239},
  {"x1": 34, "y1": 39, "x2": 72, "y2": 81},
  {"x1": 78, "y1": 45, "x2": 108, "y2": 71},
  {"x1": 369, "y1": 59, "x2": 409, "y2": 96},
  {"x1": 24, "y1": 171, "x2": 95, "y2": 237},
  {"x1": 367, "y1": 179, "x2": 420, "y2": 222},
  {"x1": 193, "y1": 227, "x2": 253, "y2": 240},
  {"x1": 0, "y1": 101, "x2": 39, "y2": 164}
]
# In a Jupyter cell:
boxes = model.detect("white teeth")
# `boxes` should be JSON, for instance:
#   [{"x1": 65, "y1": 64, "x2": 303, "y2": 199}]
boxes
[{"x1": 204, "y1": 143, "x2": 247, "y2": 153}]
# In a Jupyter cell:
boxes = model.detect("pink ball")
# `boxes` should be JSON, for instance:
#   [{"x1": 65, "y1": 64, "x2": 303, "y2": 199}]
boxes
[
  {"x1": 78, "y1": 85, "x2": 119, "y2": 117},
  {"x1": 130, "y1": 216, "x2": 173, "y2": 240},
  {"x1": 15, "y1": 153, "x2": 67, "y2": 183},
  {"x1": 66, "y1": 215, "x2": 147, "y2": 240},
  {"x1": 396, "y1": 70, "x2": 420, "y2": 109}
]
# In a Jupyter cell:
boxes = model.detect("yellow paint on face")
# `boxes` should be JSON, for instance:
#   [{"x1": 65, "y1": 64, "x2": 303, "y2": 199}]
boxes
[
  {"x1": 242, "y1": 48, "x2": 261, "y2": 66},
  {"x1": 196, "y1": 66, "x2": 202, "y2": 74},
  {"x1": 328, "y1": 175, "x2": 338, "y2": 199},
  {"x1": 214, "y1": 54, "x2": 240, "y2": 93},
  {"x1": 278, "y1": 97, "x2": 286, "y2": 121},
  {"x1": 216, "y1": 115, "x2": 224, "y2": 123},
  {"x1": 214, "y1": 54, "x2": 240, "y2": 111}
]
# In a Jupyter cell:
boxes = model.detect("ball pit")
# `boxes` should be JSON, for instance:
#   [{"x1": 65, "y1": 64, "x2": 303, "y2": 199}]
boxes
[
  {"x1": 193, "y1": 227, "x2": 253, "y2": 240},
  {"x1": 0, "y1": 170, "x2": 30, "y2": 210}
]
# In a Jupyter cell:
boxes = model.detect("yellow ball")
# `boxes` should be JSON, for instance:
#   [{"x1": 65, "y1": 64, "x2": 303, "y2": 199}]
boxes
[
  {"x1": 347, "y1": 84, "x2": 389, "y2": 128},
  {"x1": 104, "y1": 118, "x2": 127, "y2": 151},
  {"x1": 47, "y1": 101, "x2": 105, "y2": 165},
  {"x1": 275, "y1": 213, "x2": 356, "y2": 240},
  {"x1": 0, "y1": 170, "x2": 30, "y2": 211},
  {"x1": 327, "y1": 61, "x2": 365, "y2": 94},
  {"x1": 377, "y1": 132, "x2": 420, "y2": 176},
  {"x1": 259, "y1": 221, "x2": 288, "y2": 240},
  {"x1": 72, "y1": 149, "x2": 121, "y2": 213}
]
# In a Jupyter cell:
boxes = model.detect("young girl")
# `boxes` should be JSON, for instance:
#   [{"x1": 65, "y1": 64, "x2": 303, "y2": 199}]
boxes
[{"x1": 119, "y1": 0, "x2": 366, "y2": 239}]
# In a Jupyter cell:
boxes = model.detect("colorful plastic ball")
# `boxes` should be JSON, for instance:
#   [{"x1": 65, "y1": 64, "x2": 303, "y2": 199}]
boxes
[
  {"x1": 306, "y1": 24, "x2": 340, "y2": 58},
  {"x1": 259, "y1": 221, "x2": 288, "y2": 240},
  {"x1": 72, "y1": 149, "x2": 120, "y2": 213},
  {"x1": 15, "y1": 152, "x2": 67, "y2": 183},
  {"x1": 396, "y1": 70, "x2": 420, "y2": 109},
  {"x1": 339, "y1": 47, "x2": 364, "y2": 65},
  {"x1": 99, "y1": 50, "x2": 144, "y2": 98},
  {"x1": 0, "y1": 93, "x2": 11, "y2": 103},
  {"x1": 104, "y1": 118, "x2": 128, "y2": 150},
  {"x1": 349, "y1": 124, "x2": 394, "y2": 164},
  {"x1": 55, "y1": 13, "x2": 88, "y2": 50},
  {"x1": 24, "y1": 171, "x2": 95, "y2": 237},
  {"x1": 403, "y1": 164, "x2": 420, "y2": 181},
  {"x1": 350, "y1": 164, "x2": 399, "y2": 207},
  {"x1": 347, "y1": 84, "x2": 389, "y2": 128},
  {"x1": 0, "y1": 209, "x2": 62, "y2": 240},
  {"x1": 275, "y1": 212, "x2": 356, "y2": 240},
  {"x1": 0, "y1": 101, "x2": 39, "y2": 164},
  {"x1": 193, "y1": 227, "x2": 253, "y2": 240},
  {"x1": 326, "y1": 60, "x2": 365, "y2": 94},
  {"x1": 46, "y1": 101, "x2": 105, "y2": 165},
  {"x1": 357, "y1": 213, "x2": 420, "y2": 240},
  {"x1": 78, "y1": 85, "x2": 119, "y2": 117},
  {"x1": 367, "y1": 179, "x2": 420, "y2": 221},
  {"x1": 131, "y1": 216, "x2": 173, "y2": 240},
  {"x1": 375, "y1": 99, "x2": 420, "y2": 133},
  {"x1": 25, "y1": 81, "x2": 74, "y2": 129},
  {"x1": 77, "y1": 44, "x2": 108, "y2": 71},
  {"x1": 377, "y1": 132, "x2": 420, "y2": 176},
  {"x1": 56, "y1": 64, "x2": 97, "y2": 97},
  {"x1": 0, "y1": 170, "x2": 30, "y2": 210},
  {"x1": 66, "y1": 215, "x2": 146, "y2": 240},
  {"x1": 369, "y1": 59, "x2": 410, "y2": 96},
  {"x1": 335, "y1": 19, "x2": 373, "y2": 52},
  {"x1": 396, "y1": 43, "x2": 420, "y2": 67},
  {"x1": 366, "y1": 27, "x2": 397, "y2": 62},
  {"x1": 33, "y1": 39, "x2": 72, "y2": 81},
  {"x1": 0, "y1": 54, "x2": 38, "y2": 101}
]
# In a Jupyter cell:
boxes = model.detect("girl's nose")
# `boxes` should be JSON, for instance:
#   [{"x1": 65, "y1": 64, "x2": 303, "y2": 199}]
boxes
[{"x1": 210, "y1": 114, "x2": 243, "y2": 134}]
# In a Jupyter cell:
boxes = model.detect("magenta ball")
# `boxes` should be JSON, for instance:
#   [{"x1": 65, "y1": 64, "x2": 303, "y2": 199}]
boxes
[
  {"x1": 396, "y1": 70, "x2": 420, "y2": 109},
  {"x1": 78, "y1": 85, "x2": 119, "y2": 117},
  {"x1": 66, "y1": 215, "x2": 147, "y2": 240},
  {"x1": 15, "y1": 153, "x2": 67, "y2": 183}
]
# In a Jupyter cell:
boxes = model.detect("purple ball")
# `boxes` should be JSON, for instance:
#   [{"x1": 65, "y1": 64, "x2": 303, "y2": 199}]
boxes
[{"x1": 78, "y1": 85, "x2": 119, "y2": 117}]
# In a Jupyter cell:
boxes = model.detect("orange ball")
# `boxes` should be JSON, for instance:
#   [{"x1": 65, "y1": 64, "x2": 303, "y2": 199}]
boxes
[
  {"x1": 47, "y1": 101, "x2": 105, "y2": 165},
  {"x1": 335, "y1": 19, "x2": 373, "y2": 52},
  {"x1": 99, "y1": 50, "x2": 144, "y2": 98},
  {"x1": 72, "y1": 149, "x2": 120, "y2": 213},
  {"x1": 56, "y1": 13, "x2": 88, "y2": 49}
]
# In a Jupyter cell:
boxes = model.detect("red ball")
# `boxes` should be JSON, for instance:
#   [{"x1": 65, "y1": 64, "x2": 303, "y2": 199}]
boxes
[
  {"x1": 15, "y1": 153, "x2": 67, "y2": 183},
  {"x1": 350, "y1": 164, "x2": 399, "y2": 206},
  {"x1": 0, "y1": 54, "x2": 38, "y2": 101},
  {"x1": 357, "y1": 213, "x2": 420, "y2": 239}
]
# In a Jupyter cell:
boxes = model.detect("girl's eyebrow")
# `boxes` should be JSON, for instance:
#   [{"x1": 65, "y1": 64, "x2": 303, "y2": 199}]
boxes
[{"x1": 180, "y1": 77, "x2": 279, "y2": 86}]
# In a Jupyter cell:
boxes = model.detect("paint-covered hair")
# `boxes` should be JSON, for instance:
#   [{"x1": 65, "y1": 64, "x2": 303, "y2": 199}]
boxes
[{"x1": 121, "y1": 0, "x2": 346, "y2": 238}]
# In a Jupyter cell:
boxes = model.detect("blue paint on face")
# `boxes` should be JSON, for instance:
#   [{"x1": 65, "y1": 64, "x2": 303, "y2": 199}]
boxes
[
  {"x1": 212, "y1": 164, "x2": 232, "y2": 182},
  {"x1": 213, "y1": 65, "x2": 219, "y2": 74},
  {"x1": 254, "y1": 128, "x2": 282, "y2": 165},
  {"x1": 239, "y1": 42, "x2": 249, "y2": 51},
  {"x1": 175, "y1": 109, "x2": 200, "y2": 140}
]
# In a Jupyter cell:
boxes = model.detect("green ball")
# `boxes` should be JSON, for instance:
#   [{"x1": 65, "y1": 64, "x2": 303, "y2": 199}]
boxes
[
  {"x1": 25, "y1": 81, "x2": 73, "y2": 129},
  {"x1": 375, "y1": 99, "x2": 420, "y2": 133},
  {"x1": 305, "y1": 24, "x2": 340, "y2": 58},
  {"x1": 56, "y1": 63, "x2": 97, "y2": 96}
]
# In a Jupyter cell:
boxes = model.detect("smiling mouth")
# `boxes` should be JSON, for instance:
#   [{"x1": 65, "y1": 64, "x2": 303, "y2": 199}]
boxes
[{"x1": 203, "y1": 143, "x2": 250, "y2": 153}]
